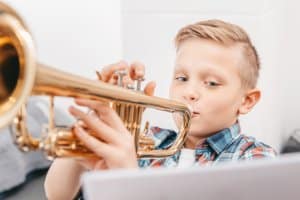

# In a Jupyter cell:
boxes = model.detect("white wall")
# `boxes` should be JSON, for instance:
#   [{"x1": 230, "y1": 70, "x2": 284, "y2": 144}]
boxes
[{"x1": 280, "y1": 0, "x2": 300, "y2": 149}]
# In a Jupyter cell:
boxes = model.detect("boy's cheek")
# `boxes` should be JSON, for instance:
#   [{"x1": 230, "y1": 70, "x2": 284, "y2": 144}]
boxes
[
  {"x1": 169, "y1": 85, "x2": 185, "y2": 98},
  {"x1": 168, "y1": 90, "x2": 180, "y2": 101},
  {"x1": 168, "y1": 85, "x2": 177, "y2": 97}
]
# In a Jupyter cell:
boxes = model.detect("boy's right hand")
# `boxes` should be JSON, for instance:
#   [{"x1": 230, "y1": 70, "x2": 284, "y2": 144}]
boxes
[
  {"x1": 98, "y1": 60, "x2": 156, "y2": 96},
  {"x1": 75, "y1": 61, "x2": 156, "y2": 171}
]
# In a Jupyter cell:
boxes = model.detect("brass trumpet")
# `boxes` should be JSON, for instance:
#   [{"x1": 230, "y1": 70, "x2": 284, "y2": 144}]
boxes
[{"x1": 0, "y1": 2, "x2": 191, "y2": 159}]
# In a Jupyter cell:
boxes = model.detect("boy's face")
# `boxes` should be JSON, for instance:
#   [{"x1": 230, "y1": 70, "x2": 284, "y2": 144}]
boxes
[{"x1": 169, "y1": 38, "x2": 247, "y2": 139}]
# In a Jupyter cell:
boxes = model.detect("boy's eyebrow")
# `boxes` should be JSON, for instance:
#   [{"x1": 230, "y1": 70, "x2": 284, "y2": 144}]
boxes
[
  {"x1": 175, "y1": 64, "x2": 225, "y2": 76},
  {"x1": 203, "y1": 73, "x2": 226, "y2": 82},
  {"x1": 174, "y1": 68, "x2": 187, "y2": 74},
  {"x1": 174, "y1": 64, "x2": 189, "y2": 73},
  {"x1": 174, "y1": 65, "x2": 228, "y2": 83},
  {"x1": 200, "y1": 69, "x2": 228, "y2": 82}
]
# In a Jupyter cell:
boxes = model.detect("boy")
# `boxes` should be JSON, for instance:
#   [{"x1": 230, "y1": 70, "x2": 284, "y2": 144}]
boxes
[{"x1": 45, "y1": 19, "x2": 276, "y2": 199}]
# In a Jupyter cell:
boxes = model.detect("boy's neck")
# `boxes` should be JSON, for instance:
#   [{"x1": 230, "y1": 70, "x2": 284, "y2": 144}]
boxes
[
  {"x1": 184, "y1": 121, "x2": 239, "y2": 149},
  {"x1": 184, "y1": 135, "x2": 206, "y2": 149}
]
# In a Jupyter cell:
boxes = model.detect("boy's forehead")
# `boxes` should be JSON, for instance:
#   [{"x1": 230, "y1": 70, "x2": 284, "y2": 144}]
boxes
[
  {"x1": 176, "y1": 38, "x2": 240, "y2": 61},
  {"x1": 174, "y1": 38, "x2": 243, "y2": 74}
]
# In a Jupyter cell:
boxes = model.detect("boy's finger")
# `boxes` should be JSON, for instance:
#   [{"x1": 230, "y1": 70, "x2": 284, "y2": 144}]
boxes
[
  {"x1": 69, "y1": 106, "x2": 120, "y2": 143},
  {"x1": 108, "y1": 76, "x2": 118, "y2": 85},
  {"x1": 144, "y1": 81, "x2": 156, "y2": 96},
  {"x1": 73, "y1": 125, "x2": 112, "y2": 158},
  {"x1": 74, "y1": 98, "x2": 109, "y2": 107},
  {"x1": 76, "y1": 157, "x2": 99, "y2": 170},
  {"x1": 76, "y1": 120, "x2": 88, "y2": 129},
  {"x1": 129, "y1": 61, "x2": 145, "y2": 80},
  {"x1": 74, "y1": 99, "x2": 127, "y2": 133},
  {"x1": 94, "y1": 160, "x2": 108, "y2": 170},
  {"x1": 100, "y1": 60, "x2": 129, "y2": 82}
]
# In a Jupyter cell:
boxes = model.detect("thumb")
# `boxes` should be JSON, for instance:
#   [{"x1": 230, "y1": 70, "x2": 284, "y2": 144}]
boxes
[{"x1": 76, "y1": 158, "x2": 98, "y2": 170}]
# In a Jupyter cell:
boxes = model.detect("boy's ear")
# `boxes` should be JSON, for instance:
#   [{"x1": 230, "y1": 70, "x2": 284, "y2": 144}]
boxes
[{"x1": 238, "y1": 88, "x2": 261, "y2": 115}]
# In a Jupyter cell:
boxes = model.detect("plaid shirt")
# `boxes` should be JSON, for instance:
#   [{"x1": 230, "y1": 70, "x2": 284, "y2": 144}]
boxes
[{"x1": 138, "y1": 123, "x2": 276, "y2": 168}]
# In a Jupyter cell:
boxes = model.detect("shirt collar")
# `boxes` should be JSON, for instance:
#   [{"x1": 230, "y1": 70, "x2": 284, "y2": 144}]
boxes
[{"x1": 196, "y1": 122, "x2": 241, "y2": 154}]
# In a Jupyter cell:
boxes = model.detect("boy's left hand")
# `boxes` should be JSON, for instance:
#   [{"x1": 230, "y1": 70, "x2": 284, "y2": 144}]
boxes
[{"x1": 69, "y1": 98, "x2": 138, "y2": 169}]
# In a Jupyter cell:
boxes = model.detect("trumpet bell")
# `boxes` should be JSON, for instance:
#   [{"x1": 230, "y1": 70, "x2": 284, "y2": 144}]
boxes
[{"x1": 0, "y1": 3, "x2": 36, "y2": 130}]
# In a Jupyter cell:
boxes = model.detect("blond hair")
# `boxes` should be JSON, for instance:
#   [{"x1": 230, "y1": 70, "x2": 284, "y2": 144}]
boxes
[{"x1": 175, "y1": 19, "x2": 260, "y2": 89}]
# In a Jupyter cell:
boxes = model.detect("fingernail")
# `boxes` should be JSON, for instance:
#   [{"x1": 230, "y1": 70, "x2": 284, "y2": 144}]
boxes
[{"x1": 136, "y1": 69, "x2": 143, "y2": 75}]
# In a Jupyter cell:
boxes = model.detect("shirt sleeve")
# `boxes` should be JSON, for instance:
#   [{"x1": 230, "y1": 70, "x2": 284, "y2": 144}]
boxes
[{"x1": 240, "y1": 145, "x2": 277, "y2": 160}]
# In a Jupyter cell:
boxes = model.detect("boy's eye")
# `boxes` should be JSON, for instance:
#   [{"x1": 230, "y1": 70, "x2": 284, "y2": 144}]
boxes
[
  {"x1": 205, "y1": 81, "x2": 220, "y2": 87},
  {"x1": 175, "y1": 76, "x2": 187, "y2": 82}
]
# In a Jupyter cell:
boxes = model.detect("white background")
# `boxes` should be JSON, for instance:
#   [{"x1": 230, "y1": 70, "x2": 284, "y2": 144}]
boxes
[{"x1": 4, "y1": 0, "x2": 300, "y2": 152}]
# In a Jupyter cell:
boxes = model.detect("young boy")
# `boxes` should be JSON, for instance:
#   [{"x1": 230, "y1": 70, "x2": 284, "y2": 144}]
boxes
[{"x1": 44, "y1": 19, "x2": 276, "y2": 199}]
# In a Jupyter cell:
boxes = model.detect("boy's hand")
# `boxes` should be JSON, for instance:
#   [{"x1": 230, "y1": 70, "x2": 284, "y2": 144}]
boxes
[
  {"x1": 98, "y1": 60, "x2": 156, "y2": 96},
  {"x1": 68, "y1": 60, "x2": 156, "y2": 170},
  {"x1": 69, "y1": 99, "x2": 138, "y2": 169}
]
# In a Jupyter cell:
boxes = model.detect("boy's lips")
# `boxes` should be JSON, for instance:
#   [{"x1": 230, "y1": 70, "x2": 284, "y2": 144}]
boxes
[
  {"x1": 184, "y1": 103, "x2": 200, "y2": 117},
  {"x1": 191, "y1": 111, "x2": 200, "y2": 117}
]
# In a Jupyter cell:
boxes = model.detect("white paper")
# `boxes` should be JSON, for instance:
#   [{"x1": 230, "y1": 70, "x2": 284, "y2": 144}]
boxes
[{"x1": 82, "y1": 153, "x2": 300, "y2": 200}]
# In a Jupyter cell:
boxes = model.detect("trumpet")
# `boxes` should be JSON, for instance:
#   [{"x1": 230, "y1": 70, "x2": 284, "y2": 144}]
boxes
[{"x1": 0, "y1": 2, "x2": 191, "y2": 159}]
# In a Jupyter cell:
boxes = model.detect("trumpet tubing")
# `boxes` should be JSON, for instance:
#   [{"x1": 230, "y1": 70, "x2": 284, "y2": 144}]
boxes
[{"x1": 0, "y1": 2, "x2": 191, "y2": 159}]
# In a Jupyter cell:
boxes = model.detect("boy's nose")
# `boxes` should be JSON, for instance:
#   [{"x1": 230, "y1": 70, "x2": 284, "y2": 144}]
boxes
[{"x1": 184, "y1": 90, "x2": 199, "y2": 102}]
